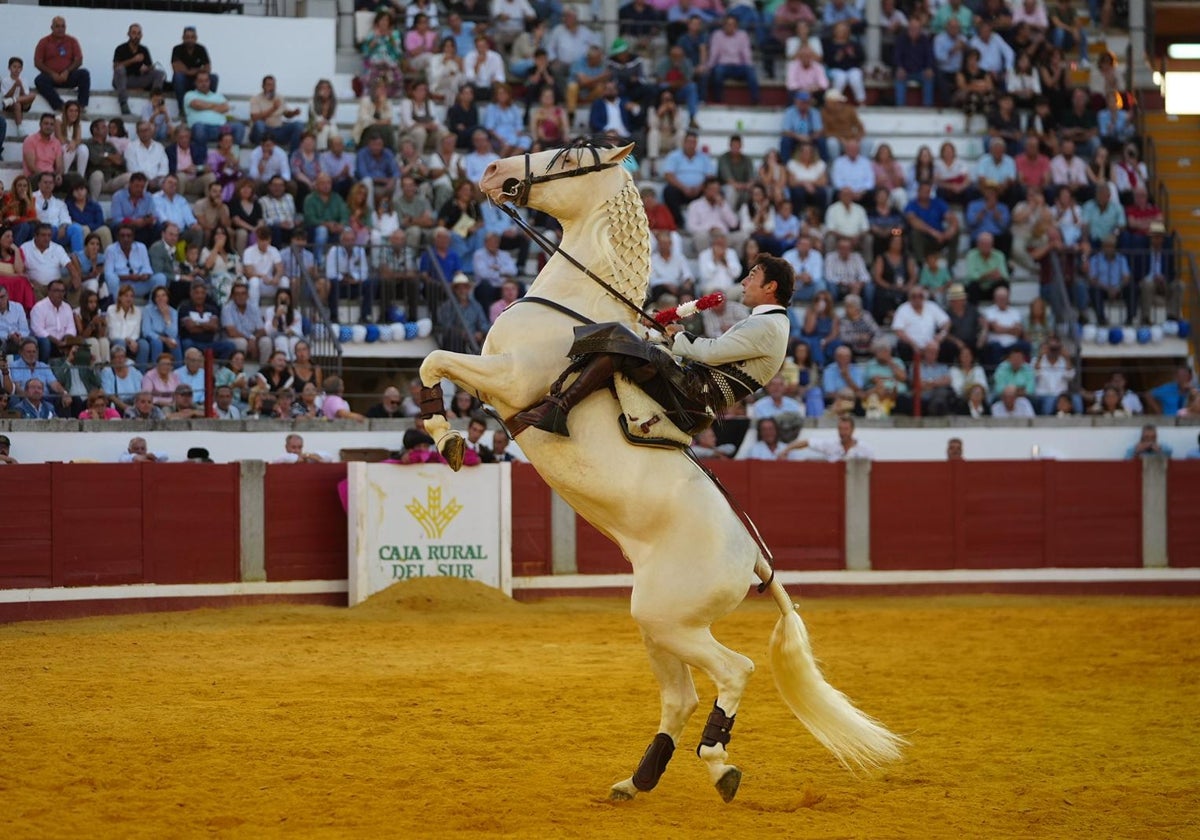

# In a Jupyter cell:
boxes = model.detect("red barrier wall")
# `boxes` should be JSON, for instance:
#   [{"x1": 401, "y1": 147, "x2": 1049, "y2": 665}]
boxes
[
  {"x1": 0, "y1": 463, "x2": 240, "y2": 589},
  {"x1": 263, "y1": 463, "x2": 348, "y2": 581},
  {"x1": 1168, "y1": 461, "x2": 1200, "y2": 567},
  {"x1": 871, "y1": 461, "x2": 1142, "y2": 569},
  {"x1": 574, "y1": 461, "x2": 845, "y2": 574},
  {"x1": 510, "y1": 463, "x2": 552, "y2": 577}
]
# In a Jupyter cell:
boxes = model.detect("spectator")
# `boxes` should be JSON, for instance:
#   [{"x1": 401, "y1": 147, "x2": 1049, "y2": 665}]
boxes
[
  {"x1": 1031, "y1": 337, "x2": 1077, "y2": 415},
  {"x1": 14, "y1": 376, "x2": 56, "y2": 419},
  {"x1": 325, "y1": 228, "x2": 372, "y2": 324},
  {"x1": 122, "y1": 394, "x2": 165, "y2": 426},
  {"x1": 588, "y1": 81, "x2": 638, "y2": 145},
  {"x1": 971, "y1": 138, "x2": 1018, "y2": 206},
  {"x1": 248, "y1": 75, "x2": 303, "y2": 152},
  {"x1": 960, "y1": 231, "x2": 1008, "y2": 307},
  {"x1": 694, "y1": 230, "x2": 742, "y2": 297},
  {"x1": 56, "y1": 100, "x2": 89, "y2": 180},
  {"x1": 1144, "y1": 366, "x2": 1196, "y2": 416},
  {"x1": 905, "y1": 181, "x2": 960, "y2": 270},
  {"x1": 109, "y1": 172, "x2": 160, "y2": 247},
  {"x1": 464, "y1": 33, "x2": 508, "y2": 98},
  {"x1": 220, "y1": 282, "x2": 267, "y2": 362},
  {"x1": 258, "y1": 176, "x2": 301, "y2": 250},
  {"x1": 365, "y1": 386, "x2": 405, "y2": 419},
  {"x1": 33, "y1": 16, "x2": 91, "y2": 114},
  {"x1": 273, "y1": 433, "x2": 330, "y2": 464},
  {"x1": 660, "y1": 133, "x2": 714, "y2": 228},
  {"x1": 981, "y1": 285, "x2": 1030, "y2": 367},
  {"x1": 102, "y1": 223, "x2": 155, "y2": 301},
  {"x1": 1049, "y1": 138, "x2": 1091, "y2": 203},
  {"x1": 1087, "y1": 235, "x2": 1133, "y2": 326},
  {"x1": 7, "y1": 336, "x2": 63, "y2": 399},
  {"x1": 894, "y1": 15, "x2": 935, "y2": 107},
  {"x1": 125, "y1": 121, "x2": 169, "y2": 191},
  {"x1": 141, "y1": 285, "x2": 181, "y2": 363},
  {"x1": 1015, "y1": 135, "x2": 1051, "y2": 205},
  {"x1": 178, "y1": 281, "x2": 235, "y2": 358},
  {"x1": 933, "y1": 17, "x2": 968, "y2": 103},
  {"x1": 2, "y1": 57, "x2": 38, "y2": 132},
  {"x1": 783, "y1": 415, "x2": 874, "y2": 460},
  {"x1": 1059, "y1": 87, "x2": 1100, "y2": 158},
  {"x1": 1005, "y1": 53, "x2": 1042, "y2": 112},
  {"x1": 66, "y1": 185, "x2": 110, "y2": 256},
  {"x1": 84, "y1": 119, "x2": 128, "y2": 202},
  {"x1": 105, "y1": 281, "x2": 147, "y2": 365},
  {"x1": 171, "y1": 26, "x2": 217, "y2": 111},
  {"x1": 892, "y1": 286, "x2": 950, "y2": 363},
  {"x1": 0, "y1": 284, "x2": 31, "y2": 357},
  {"x1": 718, "y1": 135, "x2": 755, "y2": 211},
  {"x1": 1136, "y1": 223, "x2": 1179, "y2": 325},
  {"x1": 1081, "y1": 183, "x2": 1126, "y2": 249},
  {"x1": 829, "y1": 137, "x2": 875, "y2": 205},
  {"x1": 685, "y1": 178, "x2": 742, "y2": 252},
  {"x1": 99, "y1": 345, "x2": 142, "y2": 415},
  {"x1": 471, "y1": 231, "x2": 519, "y2": 310},
  {"x1": 824, "y1": 21, "x2": 865, "y2": 104},
  {"x1": 955, "y1": 48, "x2": 995, "y2": 119},
  {"x1": 28, "y1": 279, "x2": 76, "y2": 361},
  {"x1": 648, "y1": 230, "x2": 693, "y2": 301},
  {"x1": 184, "y1": 72, "x2": 244, "y2": 162},
  {"x1": 243, "y1": 223, "x2": 288, "y2": 303},
  {"x1": 437, "y1": 272, "x2": 489, "y2": 352},
  {"x1": 968, "y1": 19, "x2": 1013, "y2": 80},
  {"x1": 1125, "y1": 425, "x2": 1173, "y2": 459},
  {"x1": 21, "y1": 223, "x2": 80, "y2": 294},
  {"x1": 783, "y1": 234, "x2": 825, "y2": 302},
  {"x1": 742, "y1": 417, "x2": 787, "y2": 460},
  {"x1": 991, "y1": 383, "x2": 1035, "y2": 418},
  {"x1": 987, "y1": 94, "x2": 1024, "y2": 159},
  {"x1": 824, "y1": 235, "x2": 871, "y2": 303},
  {"x1": 823, "y1": 187, "x2": 870, "y2": 253},
  {"x1": 22, "y1": 114, "x2": 64, "y2": 182},
  {"x1": 656, "y1": 45, "x2": 701, "y2": 130},
  {"x1": 34, "y1": 171, "x2": 84, "y2": 255},
  {"x1": 165, "y1": 382, "x2": 203, "y2": 420},
  {"x1": 110, "y1": 23, "x2": 165, "y2": 117},
  {"x1": 355, "y1": 135, "x2": 400, "y2": 208},
  {"x1": 319, "y1": 374, "x2": 363, "y2": 421},
  {"x1": 706, "y1": 15, "x2": 760, "y2": 104},
  {"x1": 965, "y1": 182, "x2": 1013, "y2": 255},
  {"x1": 786, "y1": 46, "x2": 830, "y2": 101},
  {"x1": 780, "y1": 91, "x2": 825, "y2": 165}
]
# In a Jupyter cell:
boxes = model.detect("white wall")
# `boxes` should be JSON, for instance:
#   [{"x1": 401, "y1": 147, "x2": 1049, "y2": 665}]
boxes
[
  {"x1": 0, "y1": 7, "x2": 336, "y2": 99},
  {"x1": 3, "y1": 424, "x2": 1199, "y2": 465}
]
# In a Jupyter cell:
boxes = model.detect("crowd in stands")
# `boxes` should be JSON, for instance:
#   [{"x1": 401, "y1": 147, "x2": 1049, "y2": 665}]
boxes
[{"x1": 0, "y1": 1, "x2": 1191, "y2": 431}]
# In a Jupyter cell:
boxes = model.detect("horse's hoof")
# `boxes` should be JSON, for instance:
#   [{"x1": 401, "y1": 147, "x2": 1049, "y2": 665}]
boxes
[
  {"x1": 715, "y1": 767, "x2": 742, "y2": 803},
  {"x1": 609, "y1": 779, "x2": 638, "y2": 802},
  {"x1": 440, "y1": 433, "x2": 465, "y2": 472}
]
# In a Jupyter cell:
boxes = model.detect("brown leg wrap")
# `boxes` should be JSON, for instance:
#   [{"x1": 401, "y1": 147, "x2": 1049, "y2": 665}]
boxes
[
  {"x1": 632, "y1": 732, "x2": 676, "y2": 792},
  {"x1": 514, "y1": 353, "x2": 617, "y2": 437},
  {"x1": 419, "y1": 384, "x2": 445, "y2": 419},
  {"x1": 696, "y1": 701, "x2": 735, "y2": 757}
]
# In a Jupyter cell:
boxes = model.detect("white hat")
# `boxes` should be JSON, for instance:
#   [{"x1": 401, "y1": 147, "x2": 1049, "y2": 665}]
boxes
[{"x1": 451, "y1": 272, "x2": 471, "y2": 285}]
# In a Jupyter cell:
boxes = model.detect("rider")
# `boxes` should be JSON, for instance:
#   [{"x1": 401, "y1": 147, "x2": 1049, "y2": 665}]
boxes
[{"x1": 509, "y1": 253, "x2": 795, "y2": 437}]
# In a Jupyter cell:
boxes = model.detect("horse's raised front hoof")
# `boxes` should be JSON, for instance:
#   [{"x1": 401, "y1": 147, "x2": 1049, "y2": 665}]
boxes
[
  {"x1": 609, "y1": 778, "x2": 638, "y2": 802},
  {"x1": 439, "y1": 432, "x2": 465, "y2": 472},
  {"x1": 715, "y1": 767, "x2": 742, "y2": 803}
]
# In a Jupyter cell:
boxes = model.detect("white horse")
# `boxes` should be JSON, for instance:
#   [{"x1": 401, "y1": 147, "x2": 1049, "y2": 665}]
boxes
[{"x1": 420, "y1": 142, "x2": 903, "y2": 801}]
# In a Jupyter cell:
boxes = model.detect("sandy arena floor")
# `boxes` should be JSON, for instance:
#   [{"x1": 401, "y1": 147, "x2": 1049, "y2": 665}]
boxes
[{"x1": 1, "y1": 580, "x2": 1198, "y2": 839}]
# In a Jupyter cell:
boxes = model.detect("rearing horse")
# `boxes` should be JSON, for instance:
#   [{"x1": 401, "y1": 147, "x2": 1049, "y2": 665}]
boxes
[{"x1": 420, "y1": 141, "x2": 903, "y2": 801}]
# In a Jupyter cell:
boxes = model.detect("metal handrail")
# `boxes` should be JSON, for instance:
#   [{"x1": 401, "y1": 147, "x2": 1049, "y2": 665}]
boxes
[
  {"x1": 1045, "y1": 251, "x2": 1083, "y2": 391},
  {"x1": 295, "y1": 263, "x2": 343, "y2": 378},
  {"x1": 420, "y1": 244, "x2": 482, "y2": 356},
  {"x1": 1185, "y1": 252, "x2": 1200, "y2": 364}
]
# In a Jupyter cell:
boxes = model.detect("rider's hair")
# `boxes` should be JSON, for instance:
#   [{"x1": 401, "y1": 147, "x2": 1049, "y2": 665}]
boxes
[{"x1": 754, "y1": 253, "x2": 795, "y2": 306}]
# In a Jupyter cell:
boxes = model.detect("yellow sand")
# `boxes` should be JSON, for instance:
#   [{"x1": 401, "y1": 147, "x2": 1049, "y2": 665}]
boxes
[{"x1": 1, "y1": 580, "x2": 1197, "y2": 839}]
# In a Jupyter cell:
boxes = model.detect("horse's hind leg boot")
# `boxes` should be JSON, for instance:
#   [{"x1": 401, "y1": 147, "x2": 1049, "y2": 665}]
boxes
[
  {"x1": 419, "y1": 384, "x2": 445, "y2": 419},
  {"x1": 696, "y1": 701, "x2": 735, "y2": 757},
  {"x1": 632, "y1": 733, "x2": 676, "y2": 792},
  {"x1": 515, "y1": 353, "x2": 616, "y2": 436}
]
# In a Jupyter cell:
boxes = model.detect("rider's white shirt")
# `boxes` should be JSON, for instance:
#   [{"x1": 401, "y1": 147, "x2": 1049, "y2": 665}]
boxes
[{"x1": 671, "y1": 304, "x2": 789, "y2": 391}]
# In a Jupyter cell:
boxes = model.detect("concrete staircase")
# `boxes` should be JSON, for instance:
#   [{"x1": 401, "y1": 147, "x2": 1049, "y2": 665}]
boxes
[{"x1": 1145, "y1": 111, "x2": 1200, "y2": 252}]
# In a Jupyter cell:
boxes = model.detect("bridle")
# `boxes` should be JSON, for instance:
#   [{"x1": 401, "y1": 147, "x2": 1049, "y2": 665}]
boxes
[{"x1": 491, "y1": 139, "x2": 665, "y2": 332}]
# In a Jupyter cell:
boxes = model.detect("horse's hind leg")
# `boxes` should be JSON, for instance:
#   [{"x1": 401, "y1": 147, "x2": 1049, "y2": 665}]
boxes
[
  {"x1": 609, "y1": 633, "x2": 699, "y2": 802},
  {"x1": 642, "y1": 624, "x2": 754, "y2": 803}
]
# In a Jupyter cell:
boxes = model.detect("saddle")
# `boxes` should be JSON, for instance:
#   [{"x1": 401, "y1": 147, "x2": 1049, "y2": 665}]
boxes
[{"x1": 612, "y1": 371, "x2": 708, "y2": 450}]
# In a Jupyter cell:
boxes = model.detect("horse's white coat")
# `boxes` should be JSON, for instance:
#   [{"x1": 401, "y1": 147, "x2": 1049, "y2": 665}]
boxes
[{"x1": 420, "y1": 144, "x2": 903, "y2": 798}]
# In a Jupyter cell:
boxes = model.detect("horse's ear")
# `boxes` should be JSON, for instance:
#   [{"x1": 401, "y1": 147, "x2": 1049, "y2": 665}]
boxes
[{"x1": 608, "y1": 143, "x2": 636, "y2": 163}]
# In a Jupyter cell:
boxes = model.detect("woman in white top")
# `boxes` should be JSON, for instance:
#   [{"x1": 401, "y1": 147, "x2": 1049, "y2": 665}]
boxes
[
  {"x1": 1111, "y1": 143, "x2": 1148, "y2": 197},
  {"x1": 105, "y1": 283, "x2": 147, "y2": 365},
  {"x1": 1005, "y1": 52, "x2": 1042, "y2": 110},
  {"x1": 56, "y1": 100, "x2": 89, "y2": 178},
  {"x1": 934, "y1": 141, "x2": 971, "y2": 204},
  {"x1": 371, "y1": 193, "x2": 400, "y2": 247},
  {"x1": 786, "y1": 142, "x2": 828, "y2": 214},
  {"x1": 425, "y1": 132, "x2": 464, "y2": 213},
  {"x1": 396, "y1": 79, "x2": 448, "y2": 154},
  {"x1": 353, "y1": 78, "x2": 397, "y2": 148},
  {"x1": 427, "y1": 38, "x2": 465, "y2": 105},
  {"x1": 950, "y1": 345, "x2": 989, "y2": 400},
  {"x1": 262, "y1": 288, "x2": 304, "y2": 359},
  {"x1": 785, "y1": 20, "x2": 823, "y2": 60}
]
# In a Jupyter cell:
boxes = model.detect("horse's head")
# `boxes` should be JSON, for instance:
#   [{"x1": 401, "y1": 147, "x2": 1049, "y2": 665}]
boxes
[{"x1": 479, "y1": 139, "x2": 635, "y2": 220}]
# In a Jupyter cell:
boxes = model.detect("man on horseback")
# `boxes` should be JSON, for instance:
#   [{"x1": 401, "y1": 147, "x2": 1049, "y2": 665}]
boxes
[{"x1": 510, "y1": 253, "x2": 794, "y2": 437}]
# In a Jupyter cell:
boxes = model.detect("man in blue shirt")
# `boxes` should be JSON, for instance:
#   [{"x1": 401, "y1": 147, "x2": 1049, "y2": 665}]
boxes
[
  {"x1": 109, "y1": 173, "x2": 160, "y2": 247},
  {"x1": 780, "y1": 91, "x2": 824, "y2": 165},
  {"x1": 965, "y1": 181, "x2": 1012, "y2": 254},
  {"x1": 7, "y1": 337, "x2": 63, "y2": 401},
  {"x1": 660, "y1": 131, "x2": 715, "y2": 226},
  {"x1": 1125, "y1": 425, "x2": 1173, "y2": 459},
  {"x1": 971, "y1": 139, "x2": 1018, "y2": 206},
  {"x1": 104, "y1": 224, "x2": 159, "y2": 301},
  {"x1": 1087, "y1": 236, "x2": 1133, "y2": 326},
  {"x1": 904, "y1": 181, "x2": 960, "y2": 268},
  {"x1": 894, "y1": 16, "x2": 935, "y2": 107},
  {"x1": 1144, "y1": 365, "x2": 1195, "y2": 416},
  {"x1": 355, "y1": 134, "x2": 400, "y2": 205}
]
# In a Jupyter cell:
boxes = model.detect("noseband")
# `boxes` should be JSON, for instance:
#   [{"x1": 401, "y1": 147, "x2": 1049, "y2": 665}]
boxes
[{"x1": 498, "y1": 143, "x2": 619, "y2": 207}]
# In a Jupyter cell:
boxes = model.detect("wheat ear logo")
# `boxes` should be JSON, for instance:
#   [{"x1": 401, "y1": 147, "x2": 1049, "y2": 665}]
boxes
[{"x1": 406, "y1": 486, "x2": 463, "y2": 539}]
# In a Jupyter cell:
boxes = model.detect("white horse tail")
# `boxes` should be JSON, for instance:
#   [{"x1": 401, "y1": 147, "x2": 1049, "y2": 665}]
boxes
[{"x1": 763, "y1": 575, "x2": 907, "y2": 771}]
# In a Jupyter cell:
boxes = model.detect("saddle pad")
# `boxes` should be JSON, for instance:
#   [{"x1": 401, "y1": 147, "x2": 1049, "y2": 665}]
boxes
[{"x1": 613, "y1": 373, "x2": 693, "y2": 447}]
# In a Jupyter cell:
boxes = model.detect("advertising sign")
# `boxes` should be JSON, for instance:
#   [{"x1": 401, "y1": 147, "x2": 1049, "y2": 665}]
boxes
[{"x1": 347, "y1": 462, "x2": 512, "y2": 604}]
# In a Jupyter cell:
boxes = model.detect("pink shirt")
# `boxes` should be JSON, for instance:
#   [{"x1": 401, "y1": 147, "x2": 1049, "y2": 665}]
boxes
[
  {"x1": 322, "y1": 394, "x2": 350, "y2": 419},
  {"x1": 787, "y1": 60, "x2": 829, "y2": 92},
  {"x1": 23, "y1": 133, "x2": 63, "y2": 177},
  {"x1": 29, "y1": 297, "x2": 77, "y2": 341},
  {"x1": 706, "y1": 29, "x2": 752, "y2": 69}
]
